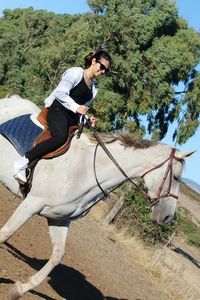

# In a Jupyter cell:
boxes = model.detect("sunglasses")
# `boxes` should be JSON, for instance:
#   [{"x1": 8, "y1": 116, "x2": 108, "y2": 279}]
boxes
[{"x1": 97, "y1": 60, "x2": 109, "y2": 73}]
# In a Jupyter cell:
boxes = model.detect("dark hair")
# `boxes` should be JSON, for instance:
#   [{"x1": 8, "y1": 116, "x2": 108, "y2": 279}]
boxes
[{"x1": 84, "y1": 50, "x2": 112, "y2": 68}]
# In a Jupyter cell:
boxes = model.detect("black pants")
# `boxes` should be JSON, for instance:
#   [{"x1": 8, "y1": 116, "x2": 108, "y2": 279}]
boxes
[{"x1": 26, "y1": 100, "x2": 77, "y2": 162}]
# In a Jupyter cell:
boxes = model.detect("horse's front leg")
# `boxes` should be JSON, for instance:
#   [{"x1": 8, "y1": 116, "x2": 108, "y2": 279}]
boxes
[
  {"x1": 0, "y1": 195, "x2": 44, "y2": 243},
  {"x1": 8, "y1": 219, "x2": 70, "y2": 300}
]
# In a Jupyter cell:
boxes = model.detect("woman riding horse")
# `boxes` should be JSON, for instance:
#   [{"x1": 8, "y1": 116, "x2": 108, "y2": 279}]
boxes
[{"x1": 14, "y1": 50, "x2": 112, "y2": 183}]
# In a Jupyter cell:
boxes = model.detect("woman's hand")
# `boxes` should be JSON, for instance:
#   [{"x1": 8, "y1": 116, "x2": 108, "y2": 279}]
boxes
[
  {"x1": 76, "y1": 105, "x2": 89, "y2": 115},
  {"x1": 89, "y1": 116, "x2": 97, "y2": 127}
]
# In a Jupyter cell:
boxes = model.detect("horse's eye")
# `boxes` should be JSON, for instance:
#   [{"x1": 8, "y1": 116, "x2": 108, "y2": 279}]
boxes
[{"x1": 174, "y1": 175, "x2": 181, "y2": 182}]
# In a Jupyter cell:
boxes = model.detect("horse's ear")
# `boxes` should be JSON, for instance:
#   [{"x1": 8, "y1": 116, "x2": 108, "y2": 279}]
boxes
[{"x1": 179, "y1": 150, "x2": 196, "y2": 160}]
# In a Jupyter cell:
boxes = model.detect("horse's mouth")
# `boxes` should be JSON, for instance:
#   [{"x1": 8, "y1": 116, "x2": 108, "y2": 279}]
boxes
[{"x1": 156, "y1": 214, "x2": 173, "y2": 225}]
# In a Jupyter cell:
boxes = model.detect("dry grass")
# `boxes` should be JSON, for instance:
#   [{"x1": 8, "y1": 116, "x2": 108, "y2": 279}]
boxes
[
  {"x1": 112, "y1": 227, "x2": 200, "y2": 299},
  {"x1": 180, "y1": 182, "x2": 200, "y2": 202},
  {"x1": 90, "y1": 201, "x2": 200, "y2": 300},
  {"x1": 90, "y1": 193, "x2": 119, "y2": 221}
]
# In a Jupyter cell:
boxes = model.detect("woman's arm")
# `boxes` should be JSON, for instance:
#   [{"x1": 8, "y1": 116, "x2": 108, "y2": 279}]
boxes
[{"x1": 52, "y1": 67, "x2": 83, "y2": 113}]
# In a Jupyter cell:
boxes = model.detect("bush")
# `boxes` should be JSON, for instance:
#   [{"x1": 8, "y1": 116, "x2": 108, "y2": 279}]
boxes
[
  {"x1": 0, "y1": 86, "x2": 8, "y2": 98},
  {"x1": 113, "y1": 186, "x2": 181, "y2": 246}
]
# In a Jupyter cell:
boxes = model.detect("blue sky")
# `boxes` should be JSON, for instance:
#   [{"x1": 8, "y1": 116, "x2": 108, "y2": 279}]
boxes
[
  {"x1": 0, "y1": 0, "x2": 90, "y2": 15},
  {"x1": 0, "y1": 1, "x2": 199, "y2": 184}
]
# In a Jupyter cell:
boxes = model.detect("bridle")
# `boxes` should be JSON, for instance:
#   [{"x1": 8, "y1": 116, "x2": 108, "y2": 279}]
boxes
[
  {"x1": 141, "y1": 148, "x2": 183, "y2": 205},
  {"x1": 89, "y1": 123, "x2": 183, "y2": 207},
  {"x1": 68, "y1": 121, "x2": 183, "y2": 220}
]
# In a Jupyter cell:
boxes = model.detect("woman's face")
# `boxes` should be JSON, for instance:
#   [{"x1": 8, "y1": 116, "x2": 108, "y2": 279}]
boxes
[{"x1": 92, "y1": 58, "x2": 110, "y2": 77}]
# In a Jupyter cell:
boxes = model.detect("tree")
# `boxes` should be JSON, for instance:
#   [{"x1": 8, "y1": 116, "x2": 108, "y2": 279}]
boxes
[
  {"x1": 88, "y1": 0, "x2": 200, "y2": 143},
  {"x1": 0, "y1": 2, "x2": 199, "y2": 144},
  {"x1": 0, "y1": 8, "x2": 80, "y2": 104}
]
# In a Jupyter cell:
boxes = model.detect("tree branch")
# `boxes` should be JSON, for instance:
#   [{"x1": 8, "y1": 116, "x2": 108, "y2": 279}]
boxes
[
  {"x1": 24, "y1": 34, "x2": 43, "y2": 52},
  {"x1": 175, "y1": 91, "x2": 186, "y2": 95}
]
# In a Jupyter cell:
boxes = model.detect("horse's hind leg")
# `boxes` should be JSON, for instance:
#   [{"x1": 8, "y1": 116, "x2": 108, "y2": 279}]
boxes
[
  {"x1": 0, "y1": 195, "x2": 44, "y2": 244},
  {"x1": 8, "y1": 219, "x2": 70, "y2": 300}
]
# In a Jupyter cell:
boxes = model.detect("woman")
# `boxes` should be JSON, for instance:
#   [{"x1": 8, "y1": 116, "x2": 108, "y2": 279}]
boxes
[{"x1": 14, "y1": 50, "x2": 112, "y2": 183}]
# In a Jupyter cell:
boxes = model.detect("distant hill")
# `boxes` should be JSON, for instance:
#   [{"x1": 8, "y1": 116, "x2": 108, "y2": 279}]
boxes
[{"x1": 182, "y1": 178, "x2": 200, "y2": 194}]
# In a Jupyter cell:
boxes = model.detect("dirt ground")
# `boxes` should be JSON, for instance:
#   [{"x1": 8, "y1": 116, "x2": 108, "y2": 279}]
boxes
[{"x1": 0, "y1": 184, "x2": 199, "y2": 300}]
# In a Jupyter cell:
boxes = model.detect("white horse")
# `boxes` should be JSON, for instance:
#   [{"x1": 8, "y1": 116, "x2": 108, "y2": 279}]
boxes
[{"x1": 0, "y1": 96, "x2": 195, "y2": 299}]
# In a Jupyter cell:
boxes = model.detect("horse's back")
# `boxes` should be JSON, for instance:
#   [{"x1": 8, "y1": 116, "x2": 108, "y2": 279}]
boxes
[{"x1": 0, "y1": 95, "x2": 40, "y2": 125}]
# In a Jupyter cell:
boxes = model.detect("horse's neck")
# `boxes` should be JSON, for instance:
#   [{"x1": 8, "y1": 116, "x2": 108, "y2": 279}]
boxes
[
  {"x1": 93, "y1": 141, "x2": 172, "y2": 181},
  {"x1": 89, "y1": 141, "x2": 154, "y2": 181},
  {"x1": 32, "y1": 136, "x2": 172, "y2": 199}
]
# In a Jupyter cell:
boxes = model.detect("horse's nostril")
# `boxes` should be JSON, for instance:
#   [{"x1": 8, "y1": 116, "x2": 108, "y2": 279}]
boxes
[
  {"x1": 151, "y1": 219, "x2": 157, "y2": 224},
  {"x1": 163, "y1": 215, "x2": 172, "y2": 224}
]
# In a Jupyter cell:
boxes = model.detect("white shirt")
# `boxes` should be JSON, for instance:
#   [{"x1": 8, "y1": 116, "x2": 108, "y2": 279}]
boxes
[{"x1": 44, "y1": 67, "x2": 97, "y2": 113}]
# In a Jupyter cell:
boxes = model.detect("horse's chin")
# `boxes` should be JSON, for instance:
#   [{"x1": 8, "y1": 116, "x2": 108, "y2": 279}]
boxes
[{"x1": 151, "y1": 198, "x2": 176, "y2": 225}]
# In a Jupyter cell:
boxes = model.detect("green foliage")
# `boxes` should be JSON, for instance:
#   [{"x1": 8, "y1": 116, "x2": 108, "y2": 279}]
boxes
[
  {"x1": 114, "y1": 186, "x2": 180, "y2": 245},
  {"x1": 179, "y1": 207, "x2": 200, "y2": 247},
  {"x1": 113, "y1": 183, "x2": 200, "y2": 247},
  {"x1": 88, "y1": 0, "x2": 200, "y2": 143},
  {"x1": 0, "y1": 8, "x2": 80, "y2": 104},
  {"x1": 0, "y1": 86, "x2": 8, "y2": 98},
  {"x1": 174, "y1": 72, "x2": 200, "y2": 143},
  {"x1": 0, "y1": 2, "x2": 199, "y2": 143}
]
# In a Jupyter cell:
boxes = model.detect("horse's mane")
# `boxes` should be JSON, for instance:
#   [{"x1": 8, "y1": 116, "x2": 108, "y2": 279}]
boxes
[{"x1": 88, "y1": 131, "x2": 158, "y2": 149}]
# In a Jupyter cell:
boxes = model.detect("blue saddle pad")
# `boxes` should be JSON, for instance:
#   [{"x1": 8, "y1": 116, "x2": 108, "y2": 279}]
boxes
[{"x1": 0, "y1": 114, "x2": 42, "y2": 156}]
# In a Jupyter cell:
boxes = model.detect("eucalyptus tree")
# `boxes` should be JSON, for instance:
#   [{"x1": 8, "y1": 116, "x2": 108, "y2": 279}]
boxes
[
  {"x1": 0, "y1": 2, "x2": 199, "y2": 144},
  {"x1": 87, "y1": 0, "x2": 200, "y2": 143},
  {"x1": 0, "y1": 8, "x2": 80, "y2": 103}
]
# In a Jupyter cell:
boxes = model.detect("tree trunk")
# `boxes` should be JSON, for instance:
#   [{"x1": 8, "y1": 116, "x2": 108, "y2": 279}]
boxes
[{"x1": 103, "y1": 198, "x2": 124, "y2": 225}]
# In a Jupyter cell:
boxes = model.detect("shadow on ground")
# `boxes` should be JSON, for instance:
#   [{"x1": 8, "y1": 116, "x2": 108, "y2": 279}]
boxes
[
  {"x1": 170, "y1": 244, "x2": 200, "y2": 269},
  {"x1": 1, "y1": 242, "x2": 128, "y2": 300}
]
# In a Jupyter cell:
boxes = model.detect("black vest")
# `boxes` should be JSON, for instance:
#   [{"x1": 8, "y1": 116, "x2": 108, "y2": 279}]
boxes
[{"x1": 69, "y1": 77, "x2": 93, "y2": 105}]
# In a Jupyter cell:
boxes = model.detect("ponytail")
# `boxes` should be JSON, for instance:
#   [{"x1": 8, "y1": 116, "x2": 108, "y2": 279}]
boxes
[
  {"x1": 84, "y1": 50, "x2": 112, "y2": 68},
  {"x1": 84, "y1": 52, "x2": 95, "y2": 68}
]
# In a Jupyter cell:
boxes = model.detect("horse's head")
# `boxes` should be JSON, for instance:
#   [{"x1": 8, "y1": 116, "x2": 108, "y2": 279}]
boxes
[{"x1": 141, "y1": 149, "x2": 195, "y2": 225}]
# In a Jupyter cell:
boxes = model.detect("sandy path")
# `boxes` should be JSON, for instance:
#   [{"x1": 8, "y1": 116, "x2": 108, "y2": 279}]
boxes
[
  {"x1": 179, "y1": 192, "x2": 200, "y2": 224},
  {"x1": 0, "y1": 184, "x2": 171, "y2": 300}
]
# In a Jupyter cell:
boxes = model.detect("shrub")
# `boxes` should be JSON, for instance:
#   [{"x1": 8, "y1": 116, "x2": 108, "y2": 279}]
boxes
[{"x1": 113, "y1": 186, "x2": 181, "y2": 246}]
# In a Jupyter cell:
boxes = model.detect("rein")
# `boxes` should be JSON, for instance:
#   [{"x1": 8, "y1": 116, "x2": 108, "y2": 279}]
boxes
[
  {"x1": 68, "y1": 120, "x2": 182, "y2": 220},
  {"x1": 87, "y1": 120, "x2": 182, "y2": 206}
]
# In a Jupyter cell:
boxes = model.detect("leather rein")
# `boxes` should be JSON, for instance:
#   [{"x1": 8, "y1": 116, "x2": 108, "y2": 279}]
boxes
[{"x1": 87, "y1": 121, "x2": 183, "y2": 207}]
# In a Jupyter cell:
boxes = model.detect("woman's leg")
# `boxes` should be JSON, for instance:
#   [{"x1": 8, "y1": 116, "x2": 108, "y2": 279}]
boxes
[
  {"x1": 26, "y1": 101, "x2": 73, "y2": 162},
  {"x1": 14, "y1": 101, "x2": 75, "y2": 182}
]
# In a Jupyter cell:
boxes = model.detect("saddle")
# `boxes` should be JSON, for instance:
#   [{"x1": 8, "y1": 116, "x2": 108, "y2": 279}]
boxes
[{"x1": 20, "y1": 108, "x2": 81, "y2": 198}]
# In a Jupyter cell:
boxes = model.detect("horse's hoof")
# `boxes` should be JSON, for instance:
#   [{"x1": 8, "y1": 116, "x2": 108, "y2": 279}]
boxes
[{"x1": 8, "y1": 281, "x2": 23, "y2": 300}]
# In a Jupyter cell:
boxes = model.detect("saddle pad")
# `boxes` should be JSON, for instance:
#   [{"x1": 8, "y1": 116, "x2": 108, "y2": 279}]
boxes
[{"x1": 0, "y1": 114, "x2": 42, "y2": 156}]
